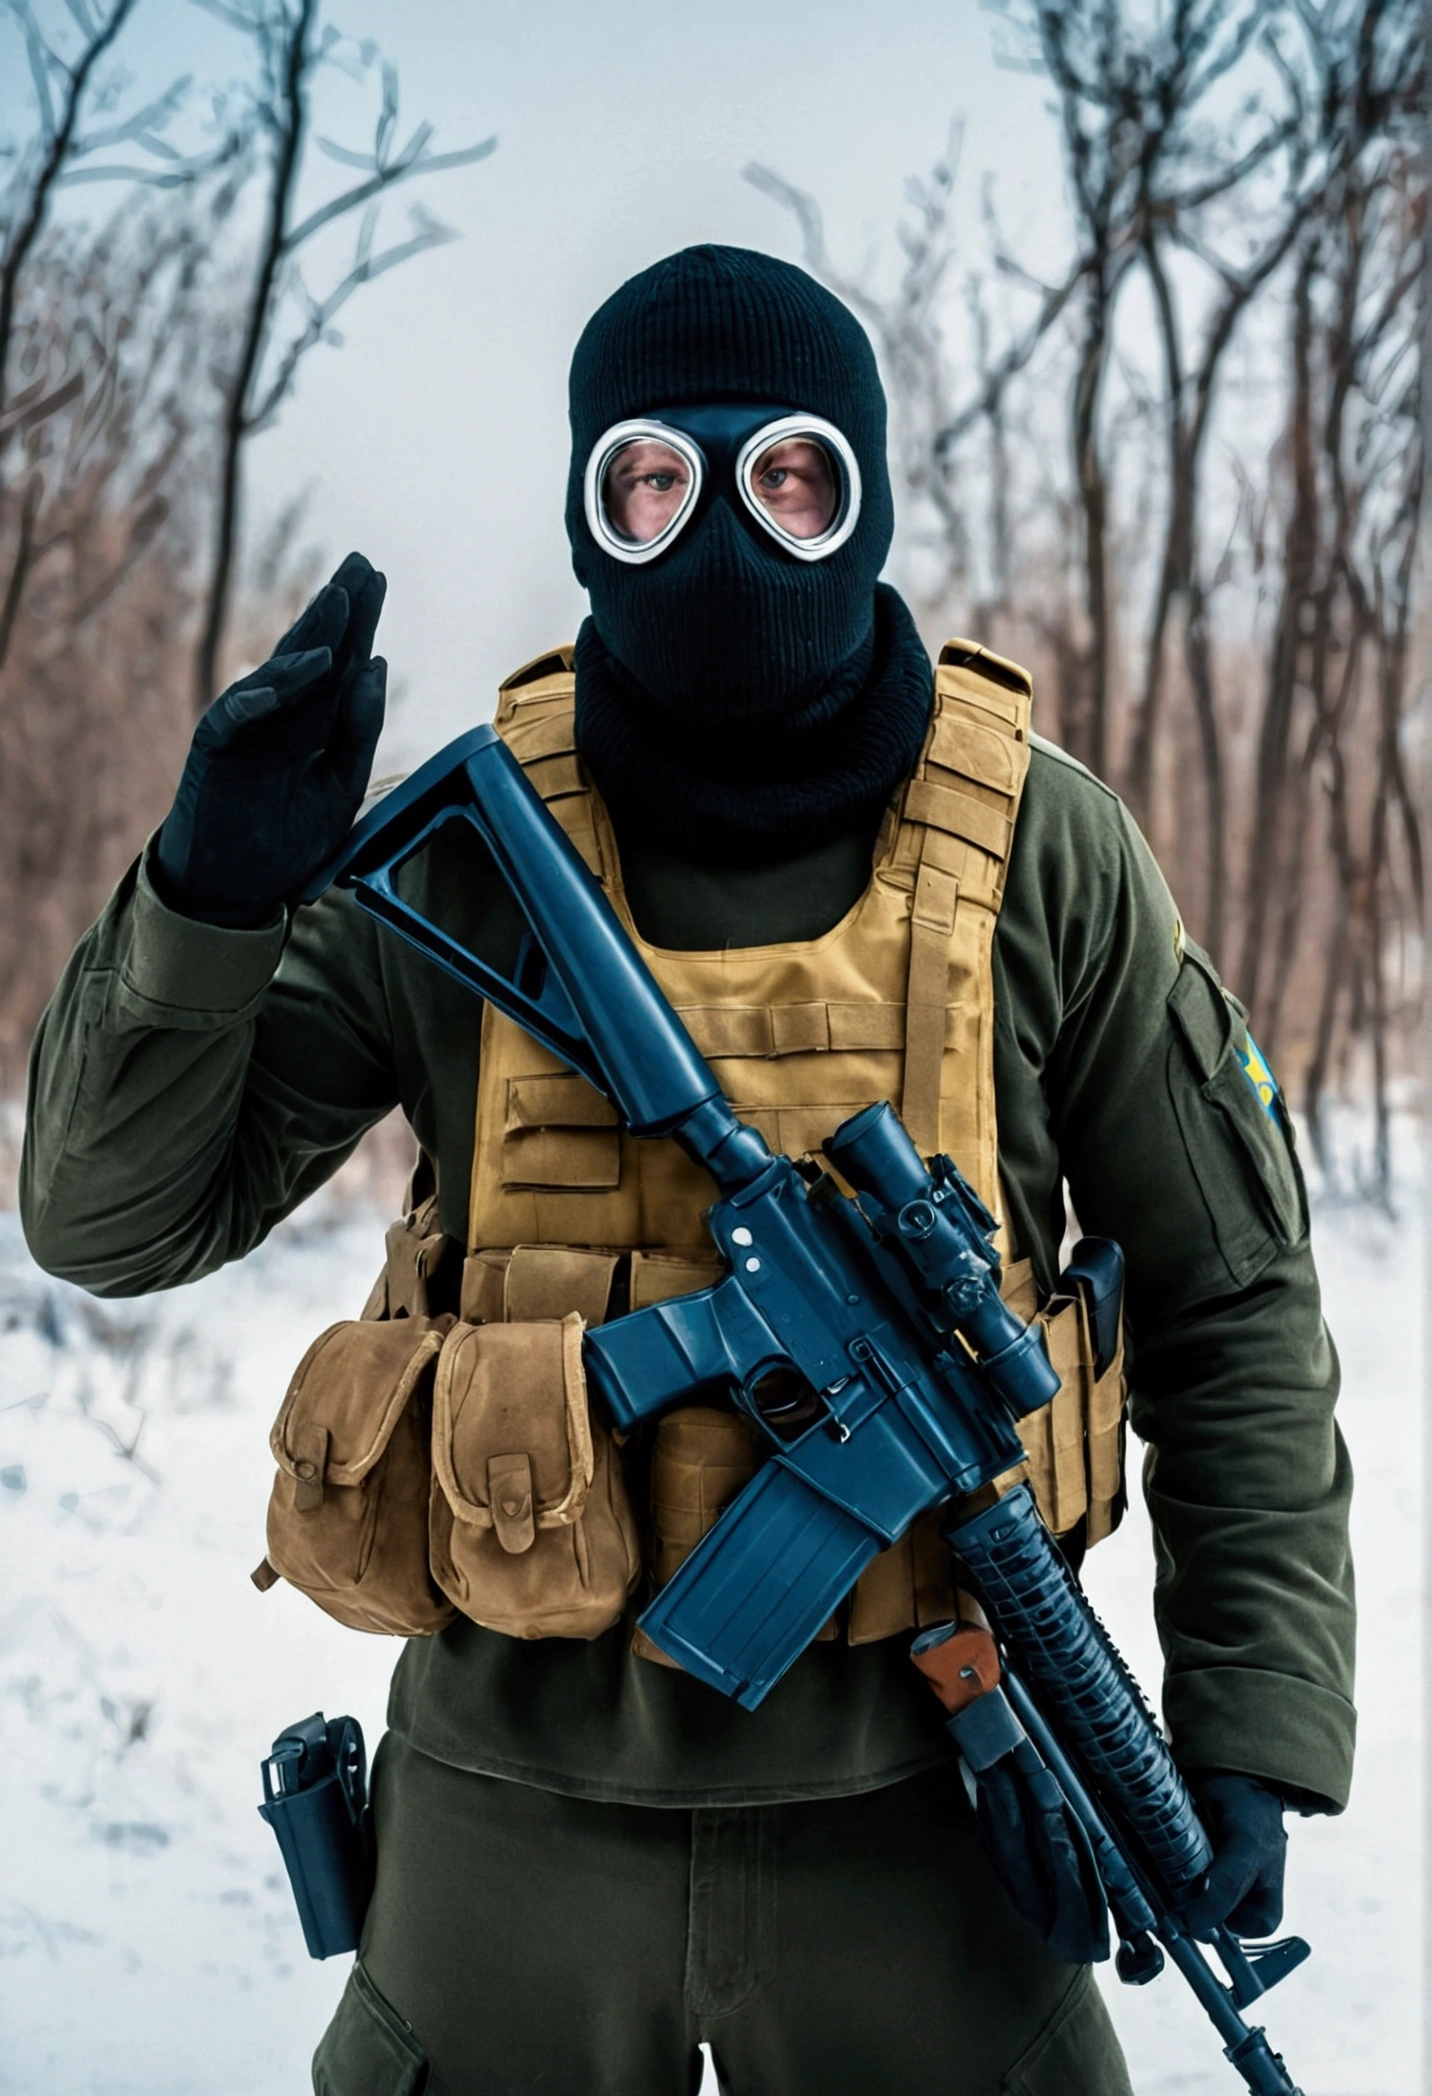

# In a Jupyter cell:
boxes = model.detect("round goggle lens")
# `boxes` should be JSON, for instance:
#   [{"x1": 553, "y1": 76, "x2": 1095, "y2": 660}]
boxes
[
  {"x1": 583, "y1": 411, "x2": 861, "y2": 565},
  {"x1": 744, "y1": 435, "x2": 841, "y2": 542},
  {"x1": 735, "y1": 415, "x2": 861, "y2": 560},
  {"x1": 602, "y1": 436, "x2": 698, "y2": 546},
  {"x1": 586, "y1": 423, "x2": 705, "y2": 562}
]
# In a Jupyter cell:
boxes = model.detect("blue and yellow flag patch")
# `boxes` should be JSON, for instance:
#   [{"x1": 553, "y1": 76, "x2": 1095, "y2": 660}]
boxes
[{"x1": 1237, "y1": 1030, "x2": 1281, "y2": 1123}]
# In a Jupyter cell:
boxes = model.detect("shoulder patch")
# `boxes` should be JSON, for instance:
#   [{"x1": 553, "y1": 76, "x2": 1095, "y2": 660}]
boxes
[{"x1": 1236, "y1": 1028, "x2": 1282, "y2": 1123}]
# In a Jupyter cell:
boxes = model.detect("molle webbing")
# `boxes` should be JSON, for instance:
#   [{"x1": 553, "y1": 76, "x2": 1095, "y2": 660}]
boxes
[
  {"x1": 893, "y1": 642, "x2": 1032, "y2": 1200},
  {"x1": 460, "y1": 641, "x2": 1121, "y2": 1648},
  {"x1": 467, "y1": 638, "x2": 1032, "y2": 1259}
]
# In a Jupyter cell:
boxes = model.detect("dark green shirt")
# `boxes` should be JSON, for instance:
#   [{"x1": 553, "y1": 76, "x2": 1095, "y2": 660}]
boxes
[{"x1": 20, "y1": 733, "x2": 1355, "y2": 1809}]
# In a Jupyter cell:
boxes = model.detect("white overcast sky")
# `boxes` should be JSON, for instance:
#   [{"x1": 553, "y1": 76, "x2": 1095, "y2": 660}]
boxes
[{"x1": 42, "y1": 0, "x2": 1069, "y2": 766}]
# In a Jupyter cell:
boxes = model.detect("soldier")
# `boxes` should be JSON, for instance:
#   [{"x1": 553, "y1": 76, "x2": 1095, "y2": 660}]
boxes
[{"x1": 21, "y1": 246, "x2": 1353, "y2": 2096}]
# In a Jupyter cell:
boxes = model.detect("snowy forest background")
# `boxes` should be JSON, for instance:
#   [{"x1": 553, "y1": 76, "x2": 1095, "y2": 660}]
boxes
[{"x1": 0, "y1": 1, "x2": 1426, "y2": 2092}]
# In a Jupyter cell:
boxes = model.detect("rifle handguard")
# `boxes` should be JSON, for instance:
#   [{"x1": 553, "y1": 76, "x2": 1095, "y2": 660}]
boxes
[{"x1": 945, "y1": 1485, "x2": 1211, "y2": 1901}]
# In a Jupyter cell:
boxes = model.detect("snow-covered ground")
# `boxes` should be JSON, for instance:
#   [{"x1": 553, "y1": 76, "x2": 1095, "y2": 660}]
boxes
[
  {"x1": 0, "y1": 1160, "x2": 1421, "y2": 2096},
  {"x1": 1080, "y1": 1166, "x2": 1423, "y2": 2096}
]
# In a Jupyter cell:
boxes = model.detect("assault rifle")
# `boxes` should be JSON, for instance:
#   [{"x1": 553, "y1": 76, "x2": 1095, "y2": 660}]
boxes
[{"x1": 305, "y1": 724, "x2": 1312, "y2": 2096}]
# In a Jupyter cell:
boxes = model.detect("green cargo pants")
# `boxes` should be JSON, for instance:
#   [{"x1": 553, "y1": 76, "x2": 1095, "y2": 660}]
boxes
[{"x1": 312, "y1": 1734, "x2": 1132, "y2": 2096}]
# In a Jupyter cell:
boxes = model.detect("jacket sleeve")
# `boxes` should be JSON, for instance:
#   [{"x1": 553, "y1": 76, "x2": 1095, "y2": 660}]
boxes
[
  {"x1": 20, "y1": 843, "x2": 400, "y2": 1297},
  {"x1": 998, "y1": 745, "x2": 1355, "y2": 1812}
]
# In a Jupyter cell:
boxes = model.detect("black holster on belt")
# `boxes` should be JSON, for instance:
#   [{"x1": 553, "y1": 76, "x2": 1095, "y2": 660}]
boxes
[{"x1": 258, "y1": 1711, "x2": 375, "y2": 1958}]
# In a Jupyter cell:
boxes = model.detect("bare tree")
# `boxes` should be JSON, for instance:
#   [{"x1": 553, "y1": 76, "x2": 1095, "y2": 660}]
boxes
[
  {"x1": 191, "y1": 0, "x2": 496, "y2": 710},
  {"x1": 1236, "y1": 1, "x2": 1427, "y2": 1200},
  {"x1": 745, "y1": 147, "x2": 1082, "y2": 654},
  {"x1": 0, "y1": 203, "x2": 224, "y2": 1087},
  {"x1": 1002, "y1": 0, "x2": 1330, "y2": 903},
  {"x1": 1124, "y1": 56, "x2": 1322, "y2": 954},
  {"x1": 0, "y1": 0, "x2": 229, "y2": 665},
  {"x1": 751, "y1": 0, "x2": 1425, "y2": 1192},
  {"x1": 758, "y1": 2, "x2": 1317, "y2": 799},
  {"x1": 0, "y1": 0, "x2": 140, "y2": 439},
  {"x1": 0, "y1": 1, "x2": 495, "y2": 1102}
]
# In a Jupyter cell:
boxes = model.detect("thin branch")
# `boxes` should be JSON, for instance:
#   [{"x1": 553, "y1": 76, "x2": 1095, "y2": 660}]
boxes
[
  {"x1": 0, "y1": 0, "x2": 139, "y2": 427},
  {"x1": 192, "y1": 1, "x2": 496, "y2": 707},
  {"x1": 73, "y1": 79, "x2": 193, "y2": 154},
  {"x1": 934, "y1": 259, "x2": 1084, "y2": 451},
  {"x1": 243, "y1": 216, "x2": 455, "y2": 431},
  {"x1": 57, "y1": 161, "x2": 201, "y2": 187},
  {"x1": 1160, "y1": 113, "x2": 1300, "y2": 213},
  {"x1": 0, "y1": 472, "x2": 41, "y2": 672},
  {"x1": 742, "y1": 164, "x2": 886, "y2": 322},
  {"x1": 194, "y1": 0, "x2": 316, "y2": 712},
  {"x1": 280, "y1": 135, "x2": 493, "y2": 255},
  {"x1": 0, "y1": 364, "x2": 84, "y2": 435}
]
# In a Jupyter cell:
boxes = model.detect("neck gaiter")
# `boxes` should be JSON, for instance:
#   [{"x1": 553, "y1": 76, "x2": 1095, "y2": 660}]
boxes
[{"x1": 574, "y1": 582, "x2": 931, "y2": 865}]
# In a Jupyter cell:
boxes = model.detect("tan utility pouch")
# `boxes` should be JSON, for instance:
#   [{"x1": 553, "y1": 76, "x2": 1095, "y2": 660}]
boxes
[
  {"x1": 429, "y1": 1313, "x2": 641, "y2": 1638},
  {"x1": 256, "y1": 1175, "x2": 457, "y2": 1636},
  {"x1": 262, "y1": 1315, "x2": 457, "y2": 1635}
]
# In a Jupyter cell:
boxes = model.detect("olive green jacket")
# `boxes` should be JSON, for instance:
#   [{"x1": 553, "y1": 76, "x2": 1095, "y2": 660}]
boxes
[{"x1": 20, "y1": 732, "x2": 1355, "y2": 1809}]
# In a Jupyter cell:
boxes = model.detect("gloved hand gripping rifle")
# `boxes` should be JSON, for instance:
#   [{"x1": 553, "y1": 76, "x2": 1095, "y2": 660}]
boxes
[{"x1": 305, "y1": 726, "x2": 1311, "y2": 2096}]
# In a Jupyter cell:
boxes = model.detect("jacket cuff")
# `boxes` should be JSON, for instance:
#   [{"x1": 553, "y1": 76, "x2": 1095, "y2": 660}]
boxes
[
  {"x1": 1164, "y1": 1665, "x2": 1355, "y2": 1813},
  {"x1": 119, "y1": 839, "x2": 287, "y2": 1021}
]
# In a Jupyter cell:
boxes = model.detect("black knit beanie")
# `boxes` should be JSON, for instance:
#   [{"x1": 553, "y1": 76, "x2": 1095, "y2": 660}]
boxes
[{"x1": 566, "y1": 244, "x2": 931, "y2": 860}]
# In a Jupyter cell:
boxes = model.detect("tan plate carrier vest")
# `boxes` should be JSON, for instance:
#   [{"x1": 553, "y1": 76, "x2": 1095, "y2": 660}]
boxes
[{"x1": 443, "y1": 637, "x2": 1127, "y2": 1656}]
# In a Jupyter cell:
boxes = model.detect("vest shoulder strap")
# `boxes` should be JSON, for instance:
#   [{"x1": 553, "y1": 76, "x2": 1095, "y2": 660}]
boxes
[
  {"x1": 892, "y1": 637, "x2": 1032, "y2": 879},
  {"x1": 495, "y1": 645, "x2": 577, "y2": 720},
  {"x1": 891, "y1": 636, "x2": 1034, "y2": 1159},
  {"x1": 491, "y1": 652, "x2": 598, "y2": 867}
]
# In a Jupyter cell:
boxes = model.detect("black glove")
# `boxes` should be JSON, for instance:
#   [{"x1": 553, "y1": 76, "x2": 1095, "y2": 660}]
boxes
[
  {"x1": 1181, "y1": 1772, "x2": 1288, "y2": 1938},
  {"x1": 155, "y1": 552, "x2": 387, "y2": 927},
  {"x1": 973, "y1": 1754, "x2": 1111, "y2": 1966}
]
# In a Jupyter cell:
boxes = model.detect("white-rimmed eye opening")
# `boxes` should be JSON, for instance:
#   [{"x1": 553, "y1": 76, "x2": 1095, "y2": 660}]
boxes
[
  {"x1": 584, "y1": 421, "x2": 706, "y2": 566},
  {"x1": 736, "y1": 415, "x2": 862, "y2": 562}
]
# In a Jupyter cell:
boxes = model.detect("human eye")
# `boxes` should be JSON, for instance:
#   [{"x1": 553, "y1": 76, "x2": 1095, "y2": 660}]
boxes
[
  {"x1": 748, "y1": 436, "x2": 838, "y2": 538},
  {"x1": 601, "y1": 436, "x2": 694, "y2": 545}
]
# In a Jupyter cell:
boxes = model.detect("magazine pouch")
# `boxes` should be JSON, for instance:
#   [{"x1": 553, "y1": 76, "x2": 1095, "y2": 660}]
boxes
[
  {"x1": 1002, "y1": 1287, "x2": 1127, "y2": 1548},
  {"x1": 429, "y1": 1313, "x2": 641, "y2": 1638},
  {"x1": 264, "y1": 1317, "x2": 457, "y2": 1635}
]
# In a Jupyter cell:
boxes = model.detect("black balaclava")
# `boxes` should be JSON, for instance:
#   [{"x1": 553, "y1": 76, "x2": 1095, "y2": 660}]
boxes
[{"x1": 566, "y1": 244, "x2": 932, "y2": 865}]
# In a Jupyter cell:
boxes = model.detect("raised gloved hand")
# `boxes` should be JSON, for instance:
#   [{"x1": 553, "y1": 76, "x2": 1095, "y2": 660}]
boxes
[
  {"x1": 154, "y1": 551, "x2": 387, "y2": 927},
  {"x1": 1181, "y1": 1772, "x2": 1288, "y2": 1938}
]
